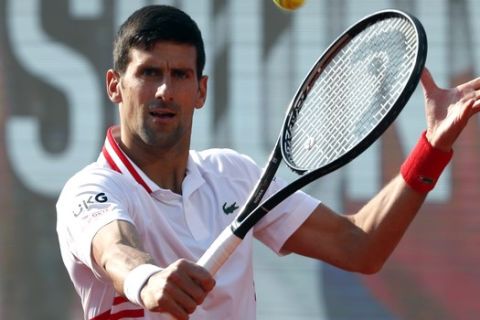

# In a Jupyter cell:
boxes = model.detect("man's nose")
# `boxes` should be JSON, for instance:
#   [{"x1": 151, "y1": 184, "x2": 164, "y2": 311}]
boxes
[{"x1": 155, "y1": 77, "x2": 173, "y2": 101}]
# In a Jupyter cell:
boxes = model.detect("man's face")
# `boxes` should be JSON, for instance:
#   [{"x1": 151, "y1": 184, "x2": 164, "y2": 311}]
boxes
[{"x1": 109, "y1": 42, "x2": 207, "y2": 152}]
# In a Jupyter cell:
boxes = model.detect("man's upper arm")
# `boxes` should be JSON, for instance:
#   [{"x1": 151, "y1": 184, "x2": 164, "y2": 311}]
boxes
[
  {"x1": 56, "y1": 168, "x2": 135, "y2": 275},
  {"x1": 91, "y1": 219, "x2": 153, "y2": 284},
  {"x1": 281, "y1": 203, "x2": 360, "y2": 268}
]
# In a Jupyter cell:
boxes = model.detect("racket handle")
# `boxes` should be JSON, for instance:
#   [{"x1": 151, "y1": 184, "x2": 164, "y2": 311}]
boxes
[
  {"x1": 163, "y1": 227, "x2": 241, "y2": 320},
  {"x1": 197, "y1": 226, "x2": 242, "y2": 275}
]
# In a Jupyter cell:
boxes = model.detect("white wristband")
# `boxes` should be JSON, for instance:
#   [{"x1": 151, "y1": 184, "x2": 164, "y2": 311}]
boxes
[{"x1": 123, "y1": 264, "x2": 162, "y2": 307}]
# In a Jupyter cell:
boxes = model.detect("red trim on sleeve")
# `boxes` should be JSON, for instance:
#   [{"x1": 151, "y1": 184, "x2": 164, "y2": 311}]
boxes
[
  {"x1": 90, "y1": 297, "x2": 145, "y2": 320},
  {"x1": 113, "y1": 296, "x2": 129, "y2": 305}
]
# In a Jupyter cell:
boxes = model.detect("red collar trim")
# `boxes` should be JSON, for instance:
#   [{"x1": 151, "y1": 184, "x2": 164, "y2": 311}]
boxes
[{"x1": 102, "y1": 126, "x2": 153, "y2": 194}]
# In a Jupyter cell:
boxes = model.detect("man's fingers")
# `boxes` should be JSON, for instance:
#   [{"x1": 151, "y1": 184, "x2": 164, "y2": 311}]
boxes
[
  {"x1": 141, "y1": 286, "x2": 189, "y2": 319},
  {"x1": 156, "y1": 259, "x2": 216, "y2": 307},
  {"x1": 142, "y1": 275, "x2": 197, "y2": 319},
  {"x1": 173, "y1": 260, "x2": 216, "y2": 304},
  {"x1": 457, "y1": 75, "x2": 480, "y2": 92},
  {"x1": 162, "y1": 280, "x2": 199, "y2": 314},
  {"x1": 184, "y1": 262, "x2": 216, "y2": 292},
  {"x1": 140, "y1": 259, "x2": 216, "y2": 317},
  {"x1": 420, "y1": 67, "x2": 437, "y2": 95}
]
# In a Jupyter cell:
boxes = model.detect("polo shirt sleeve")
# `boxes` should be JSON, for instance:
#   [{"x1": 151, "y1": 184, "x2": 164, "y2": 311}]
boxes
[
  {"x1": 56, "y1": 167, "x2": 135, "y2": 279},
  {"x1": 253, "y1": 178, "x2": 320, "y2": 255},
  {"x1": 232, "y1": 152, "x2": 320, "y2": 256}
]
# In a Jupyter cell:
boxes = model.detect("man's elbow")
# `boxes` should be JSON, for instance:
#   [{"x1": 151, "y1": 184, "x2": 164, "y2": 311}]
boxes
[{"x1": 355, "y1": 257, "x2": 386, "y2": 275}]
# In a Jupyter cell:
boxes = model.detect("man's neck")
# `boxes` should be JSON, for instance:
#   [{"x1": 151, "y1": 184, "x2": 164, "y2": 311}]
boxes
[{"x1": 118, "y1": 139, "x2": 189, "y2": 195}]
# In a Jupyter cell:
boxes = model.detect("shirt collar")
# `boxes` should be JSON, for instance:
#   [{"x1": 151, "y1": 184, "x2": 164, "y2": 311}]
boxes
[{"x1": 100, "y1": 126, "x2": 204, "y2": 196}]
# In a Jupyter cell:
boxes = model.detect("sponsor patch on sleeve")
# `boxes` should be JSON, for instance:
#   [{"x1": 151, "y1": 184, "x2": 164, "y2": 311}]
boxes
[{"x1": 72, "y1": 192, "x2": 114, "y2": 220}]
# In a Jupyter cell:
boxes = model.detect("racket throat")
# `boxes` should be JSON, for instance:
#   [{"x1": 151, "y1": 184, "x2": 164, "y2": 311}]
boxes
[{"x1": 232, "y1": 206, "x2": 270, "y2": 239}]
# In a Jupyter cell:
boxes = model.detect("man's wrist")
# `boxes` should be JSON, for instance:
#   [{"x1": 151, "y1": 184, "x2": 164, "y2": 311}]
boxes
[
  {"x1": 123, "y1": 264, "x2": 163, "y2": 307},
  {"x1": 400, "y1": 131, "x2": 453, "y2": 193}
]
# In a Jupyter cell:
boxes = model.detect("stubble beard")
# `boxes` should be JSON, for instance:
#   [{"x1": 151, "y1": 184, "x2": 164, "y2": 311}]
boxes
[{"x1": 140, "y1": 122, "x2": 185, "y2": 151}]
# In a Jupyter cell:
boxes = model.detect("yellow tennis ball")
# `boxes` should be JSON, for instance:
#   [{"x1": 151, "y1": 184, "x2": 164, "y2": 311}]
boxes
[{"x1": 273, "y1": 0, "x2": 306, "y2": 11}]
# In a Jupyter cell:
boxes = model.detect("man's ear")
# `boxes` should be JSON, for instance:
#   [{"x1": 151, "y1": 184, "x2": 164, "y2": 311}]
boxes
[
  {"x1": 195, "y1": 75, "x2": 208, "y2": 109},
  {"x1": 106, "y1": 69, "x2": 122, "y2": 103}
]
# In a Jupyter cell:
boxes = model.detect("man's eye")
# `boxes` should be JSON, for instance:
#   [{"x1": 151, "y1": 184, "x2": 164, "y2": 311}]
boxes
[
  {"x1": 142, "y1": 68, "x2": 159, "y2": 76},
  {"x1": 173, "y1": 70, "x2": 188, "y2": 79}
]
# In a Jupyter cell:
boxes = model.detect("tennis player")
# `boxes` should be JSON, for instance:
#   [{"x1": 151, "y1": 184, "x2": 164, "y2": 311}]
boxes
[{"x1": 56, "y1": 5, "x2": 480, "y2": 320}]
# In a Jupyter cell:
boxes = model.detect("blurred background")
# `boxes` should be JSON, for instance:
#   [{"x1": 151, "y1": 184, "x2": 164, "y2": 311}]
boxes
[{"x1": 1, "y1": 0, "x2": 480, "y2": 319}]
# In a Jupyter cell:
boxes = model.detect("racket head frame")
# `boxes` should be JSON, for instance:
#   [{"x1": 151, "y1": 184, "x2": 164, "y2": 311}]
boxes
[{"x1": 281, "y1": 9, "x2": 428, "y2": 176}]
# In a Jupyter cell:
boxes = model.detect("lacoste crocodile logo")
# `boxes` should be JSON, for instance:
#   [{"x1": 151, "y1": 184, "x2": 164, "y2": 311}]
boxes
[{"x1": 222, "y1": 202, "x2": 239, "y2": 215}]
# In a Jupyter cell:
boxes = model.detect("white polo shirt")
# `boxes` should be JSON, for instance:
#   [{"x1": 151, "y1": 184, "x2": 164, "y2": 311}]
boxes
[{"x1": 56, "y1": 126, "x2": 319, "y2": 320}]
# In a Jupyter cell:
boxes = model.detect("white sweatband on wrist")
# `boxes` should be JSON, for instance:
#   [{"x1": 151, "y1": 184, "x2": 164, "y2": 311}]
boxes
[{"x1": 123, "y1": 264, "x2": 162, "y2": 307}]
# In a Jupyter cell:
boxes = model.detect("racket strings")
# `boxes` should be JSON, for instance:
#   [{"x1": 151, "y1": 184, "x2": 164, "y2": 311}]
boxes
[{"x1": 285, "y1": 17, "x2": 418, "y2": 170}]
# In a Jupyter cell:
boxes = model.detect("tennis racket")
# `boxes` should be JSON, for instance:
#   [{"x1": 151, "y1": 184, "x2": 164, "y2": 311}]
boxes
[{"x1": 198, "y1": 9, "x2": 427, "y2": 275}]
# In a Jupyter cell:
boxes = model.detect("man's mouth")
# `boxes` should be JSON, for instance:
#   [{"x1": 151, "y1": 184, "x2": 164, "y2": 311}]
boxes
[{"x1": 149, "y1": 109, "x2": 175, "y2": 118}]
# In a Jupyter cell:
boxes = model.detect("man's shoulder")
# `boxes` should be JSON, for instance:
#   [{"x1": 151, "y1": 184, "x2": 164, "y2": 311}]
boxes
[
  {"x1": 68, "y1": 162, "x2": 124, "y2": 181},
  {"x1": 60, "y1": 162, "x2": 133, "y2": 197},
  {"x1": 195, "y1": 147, "x2": 242, "y2": 158},
  {"x1": 190, "y1": 148, "x2": 260, "y2": 178},
  {"x1": 192, "y1": 148, "x2": 256, "y2": 166}
]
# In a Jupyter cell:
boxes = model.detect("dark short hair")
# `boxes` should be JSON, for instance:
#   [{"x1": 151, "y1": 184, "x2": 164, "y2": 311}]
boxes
[{"x1": 113, "y1": 5, "x2": 206, "y2": 79}]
